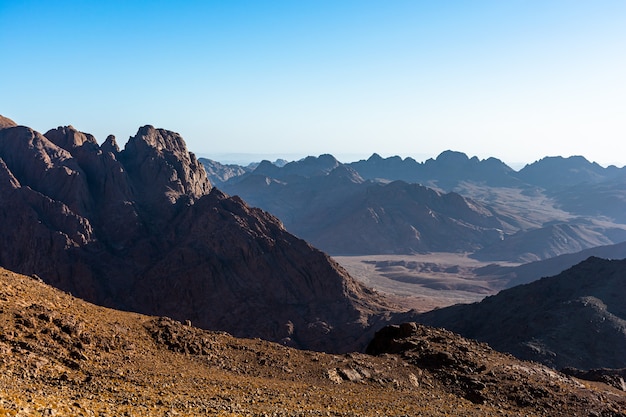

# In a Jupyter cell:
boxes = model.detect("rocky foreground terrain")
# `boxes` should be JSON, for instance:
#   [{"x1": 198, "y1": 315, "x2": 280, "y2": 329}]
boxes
[{"x1": 1, "y1": 267, "x2": 625, "y2": 416}]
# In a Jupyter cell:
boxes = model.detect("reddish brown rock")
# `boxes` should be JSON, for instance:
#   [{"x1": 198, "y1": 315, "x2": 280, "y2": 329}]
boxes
[{"x1": 0, "y1": 115, "x2": 17, "y2": 129}]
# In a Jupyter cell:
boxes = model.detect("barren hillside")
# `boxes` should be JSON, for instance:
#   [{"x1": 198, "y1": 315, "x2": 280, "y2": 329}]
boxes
[{"x1": 1, "y1": 267, "x2": 625, "y2": 416}]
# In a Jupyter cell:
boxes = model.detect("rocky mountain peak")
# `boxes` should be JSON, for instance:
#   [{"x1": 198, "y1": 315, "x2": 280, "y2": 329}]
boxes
[
  {"x1": 120, "y1": 125, "x2": 211, "y2": 209},
  {"x1": 327, "y1": 164, "x2": 364, "y2": 183},
  {"x1": 101, "y1": 134, "x2": 120, "y2": 154},
  {"x1": 434, "y1": 150, "x2": 470, "y2": 165},
  {"x1": 0, "y1": 125, "x2": 91, "y2": 214},
  {"x1": 367, "y1": 153, "x2": 383, "y2": 162},
  {"x1": 130, "y1": 125, "x2": 190, "y2": 155},
  {"x1": 45, "y1": 125, "x2": 99, "y2": 151},
  {"x1": 0, "y1": 115, "x2": 17, "y2": 129}
]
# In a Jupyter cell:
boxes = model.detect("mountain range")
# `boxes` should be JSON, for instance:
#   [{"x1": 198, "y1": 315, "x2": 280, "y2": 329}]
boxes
[
  {"x1": 3, "y1": 114, "x2": 626, "y2": 377},
  {"x1": 202, "y1": 151, "x2": 626, "y2": 261}
]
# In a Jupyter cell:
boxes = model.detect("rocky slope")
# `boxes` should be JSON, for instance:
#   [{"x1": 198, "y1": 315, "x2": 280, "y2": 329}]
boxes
[
  {"x1": 417, "y1": 257, "x2": 626, "y2": 370},
  {"x1": 1, "y1": 267, "x2": 625, "y2": 416},
  {"x1": 0, "y1": 117, "x2": 398, "y2": 353},
  {"x1": 472, "y1": 222, "x2": 623, "y2": 262},
  {"x1": 304, "y1": 179, "x2": 506, "y2": 255},
  {"x1": 474, "y1": 240, "x2": 626, "y2": 289}
]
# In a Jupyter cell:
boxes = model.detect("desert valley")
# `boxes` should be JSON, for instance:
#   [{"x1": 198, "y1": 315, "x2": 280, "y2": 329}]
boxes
[{"x1": 1, "y1": 115, "x2": 626, "y2": 415}]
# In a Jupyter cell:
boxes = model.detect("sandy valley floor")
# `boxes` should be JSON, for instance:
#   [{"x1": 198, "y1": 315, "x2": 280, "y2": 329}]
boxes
[{"x1": 334, "y1": 253, "x2": 521, "y2": 312}]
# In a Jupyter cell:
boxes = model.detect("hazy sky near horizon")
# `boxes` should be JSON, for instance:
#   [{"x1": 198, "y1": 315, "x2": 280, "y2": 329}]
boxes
[{"x1": 2, "y1": 1, "x2": 625, "y2": 167}]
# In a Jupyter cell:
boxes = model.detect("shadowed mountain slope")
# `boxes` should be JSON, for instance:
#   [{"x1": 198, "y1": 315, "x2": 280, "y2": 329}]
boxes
[
  {"x1": 472, "y1": 222, "x2": 626, "y2": 263},
  {"x1": 0, "y1": 118, "x2": 398, "y2": 353},
  {"x1": 418, "y1": 257, "x2": 626, "y2": 370},
  {"x1": 303, "y1": 180, "x2": 506, "y2": 255}
]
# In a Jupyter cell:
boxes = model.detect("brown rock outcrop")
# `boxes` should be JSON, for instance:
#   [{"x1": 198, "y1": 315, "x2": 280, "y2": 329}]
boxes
[
  {"x1": 0, "y1": 115, "x2": 17, "y2": 129},
  {"x1": 0, "y1": 116, "x2": 399, "y2": 353}
]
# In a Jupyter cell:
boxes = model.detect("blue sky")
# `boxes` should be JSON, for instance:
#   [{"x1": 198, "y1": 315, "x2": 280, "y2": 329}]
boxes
[{"x1": 2, "y1": 1, "x2": 625, "y2": 167}]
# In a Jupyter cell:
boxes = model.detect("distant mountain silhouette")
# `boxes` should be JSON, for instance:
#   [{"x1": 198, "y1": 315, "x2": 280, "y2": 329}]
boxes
[
  {"x1": 212, "y1": 151, "x2": 626, "y2": 192},
  {"x1": 0, "y1": 118, "x2": 400, "y2": 353},
  {"x1": 198, "y1": 158, "x2": 251, "y2": 187},
  {"x1": 513, "y1": 156, "x2": 626, "y2": 225},
  {"x1": 418, "y1": 257, "x2": 626, "y2": 370},
  {"x1": 221, "y1": 157, "x2": 507, "y2": 255},
  {"x1": 220, "y1": 153, "x2": 626, "y2": 260},
  {"x1": 517, "y1": 156, "x2": 625, "y2": 189},
  {"x1": 267, "y1": 154, "x2": 341, "y2": 178},
  {"x1": 347, "y1": 151, "x2": 522, "y2": 189}
]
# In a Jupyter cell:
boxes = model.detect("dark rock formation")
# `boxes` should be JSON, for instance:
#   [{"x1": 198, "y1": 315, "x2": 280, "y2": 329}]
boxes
[
  {"x1": 366, "y1": 322, "x2": 621, "y2": 412},
  {"x1": 562, "y1": 368, "x2": 626, "y2": 391},
  {"x1": 0, "y1": 117, "x2": 399, "y2": 353},
  {"x1": 417, "y1": 257, "x2": 626, "y2": 370}
]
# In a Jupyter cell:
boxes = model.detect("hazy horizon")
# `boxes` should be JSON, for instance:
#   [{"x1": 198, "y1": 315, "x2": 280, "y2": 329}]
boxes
[
  {"x1": 199, "y1": 150, "x2": 620, "y2": 171},
  {"x1": 2, "y1": 1, "x2": 625, "y2": 167}
]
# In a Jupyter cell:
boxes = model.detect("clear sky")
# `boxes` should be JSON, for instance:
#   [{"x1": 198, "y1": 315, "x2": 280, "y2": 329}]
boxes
[{"x1": 1, "y1": 1, "x2": 625, "y2": 168}]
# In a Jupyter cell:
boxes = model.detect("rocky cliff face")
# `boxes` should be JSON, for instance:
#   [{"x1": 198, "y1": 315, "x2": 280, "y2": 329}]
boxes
[{"x1": 0, "y1": 117, "x2": 398, "y2": 353}]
